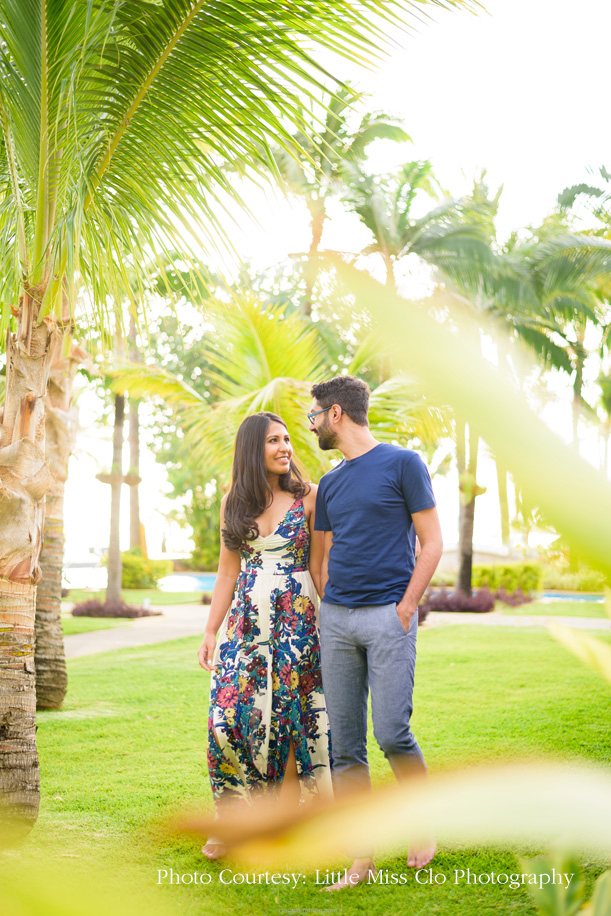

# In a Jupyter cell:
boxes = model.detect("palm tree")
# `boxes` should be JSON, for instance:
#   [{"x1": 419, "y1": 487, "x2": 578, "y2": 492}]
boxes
[
  {"x1": 0, "y1": 0, "x2": 476, "y2": 833},
  {"x1": 271, "y1": 85, "x2": 409, "y2": 315},
  {"x1": 34, "y1": 342, "x2": 86, "y2": 710},
  {"x1": 490, "y1": 230, "x2": 611, "y2": 446},
  {"x1": 343, "y1": 160, "x2": 495, "y2": 291},
  {"x1": 112, "y1": 296, "x2": 445, "y2": 487},
  {"x1": 437, "y1": 185, "x2": 611, "y2": 580}
]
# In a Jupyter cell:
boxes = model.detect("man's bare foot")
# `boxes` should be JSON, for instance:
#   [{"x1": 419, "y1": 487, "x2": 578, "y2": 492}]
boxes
[
  {"x1": 407, "y1": 839, "x2": 436, "y2": 868},
  {"x1": 201, "y1": 843, "x2": 227, "y2": 860},
  {"x1": 324, "y1": 858, "x2": 377, "y2": 891}
]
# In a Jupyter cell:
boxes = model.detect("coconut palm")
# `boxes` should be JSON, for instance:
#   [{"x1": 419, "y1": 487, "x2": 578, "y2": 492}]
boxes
[
  {"x1": 490, "y1": 230, "x2": 611, "y2": 445},
  {"x1": 455, "y1": 229, "x2": 611, "y2": 584},
  {"x1": 271, "y1": 85, "x2": 409, "y2": 314},
  {"x1": 112, "y1": 295, "x2": 446, "y2": 490},
  {"x1": 34, "y1": 342, "x2": 86, "y2": 710},
  {"x1": 0, "y1": 0, "x2": 477, "y2": 832},
  {"x1": 343, "y1": 160, "x2": 496, "y2": 291},
  {"x1": 435, "y1": 181, "x2": 611, "y2": 581}
]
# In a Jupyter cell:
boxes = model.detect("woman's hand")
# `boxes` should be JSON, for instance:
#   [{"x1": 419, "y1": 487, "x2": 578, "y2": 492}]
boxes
[{"x1": 198, "y1": 632, "x2": 217, "y2": 671}]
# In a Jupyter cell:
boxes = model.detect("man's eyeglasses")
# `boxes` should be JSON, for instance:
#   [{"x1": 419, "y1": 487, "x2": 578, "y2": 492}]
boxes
[{"x1": 307, "y1": 406, "x2": 332, "y2": 424}]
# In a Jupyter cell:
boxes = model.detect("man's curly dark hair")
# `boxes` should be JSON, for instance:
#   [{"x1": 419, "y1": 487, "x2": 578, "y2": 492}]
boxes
[{"x1": 310, "y1": 375, "x2": 370, "y2": 426}]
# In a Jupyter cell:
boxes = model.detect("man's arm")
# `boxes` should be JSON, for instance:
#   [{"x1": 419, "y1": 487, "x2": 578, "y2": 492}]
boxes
[
  {"x1": 396, "y1": 507, "x2": 443, "y2": 631},
  {"x1": 319, "y1": 530, "x2": 333, "y2": 600}
]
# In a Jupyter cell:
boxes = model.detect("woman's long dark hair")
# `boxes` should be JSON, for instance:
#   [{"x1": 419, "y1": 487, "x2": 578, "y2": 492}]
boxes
[{"x1": 222, "y1": 412, "x2": 309, "y2": 550}]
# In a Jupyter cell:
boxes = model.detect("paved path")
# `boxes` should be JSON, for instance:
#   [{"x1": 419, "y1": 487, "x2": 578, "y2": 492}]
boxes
[
  {"x1": 63, "y1": 603, "x2": 610, "y2": 659},
  {"x1": 63, "y1": 603, "x2": 208, "y2": 659}
]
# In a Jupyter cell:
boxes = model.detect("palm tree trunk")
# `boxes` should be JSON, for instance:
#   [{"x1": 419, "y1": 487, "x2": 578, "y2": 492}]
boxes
[
  {"x1": 457, "y1": 498, "x2": 476, "y2": 596},
  {"x1": 457, "y1": 425, "x2": 480, "y2": 597},
  {"x1": 569, "y1": 355, "x2": 585, "y2": 571},
  {"x1": 572, "y1": 365, "x2": 583, "y2": 446},
  {"x1": 303, "y1": 206, "x2": 325, "y2": 317},
  {"x1": 496, "y1": 460, "x2": 510, "y2": 549},
  {"x1": 383, "y1": 253, "x2": 396, "y2": 291},
  {"x1": 455, "y1": 417, "x2": 466, "y2": 549},
  {"x1": 128, "y1": 316, "x2": 141, "y2": 551},
  {"x1": 128, "y1": 400, "x2": 140, "y2": 551},
  {"x1": 35, "y1": 343, "x2": 86, "y2": 710},
  {"x1": 106, "y1": 395, "x2": 125, "y2": 603},
  {"x1": 0, "y1": 284, "x2": 56, "y2": 833}
]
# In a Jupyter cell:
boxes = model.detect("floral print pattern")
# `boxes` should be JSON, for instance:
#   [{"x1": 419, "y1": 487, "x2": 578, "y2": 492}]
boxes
[{"x1": 208, "y1": 498, "x2": 332, "y2": 805}]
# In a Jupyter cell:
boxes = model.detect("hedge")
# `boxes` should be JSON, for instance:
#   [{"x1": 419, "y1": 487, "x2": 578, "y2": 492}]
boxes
[
  {"x1": 471, "y1": 561, "x2": 541, "y2": 594},
  {"x1": 121, "y1": 550, "x2": 173, "y2": 589}
]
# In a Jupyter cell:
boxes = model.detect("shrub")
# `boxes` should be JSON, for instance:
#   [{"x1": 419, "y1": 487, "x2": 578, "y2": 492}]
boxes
[
  {"x1": 200, "y1": 592, "x2": 213, "y2": 605},
  {"x1": 121, "y1": 550, "x2": 173, "y2": 589},
  {"x1": 417, "y1": 603, "x2": 430, "y2": 625},
  {"x1": 541, "y1": 565, "x2": 607, "y2": 593},
  {"x1": 495, "y1": 588, "x2": 533, "y2": 607},
  {"x1": 419, "y1": 588, "x2": 496, "y2": 614},
  {"x1": 472, "y1": 562, "x2": 541, "y2": 595},
  {"x1": 72, "y1": 599, "x2": 162, "y2": 618},
  {"x1": 182, "y1": 549, "x2": 218, "y2": 573}
]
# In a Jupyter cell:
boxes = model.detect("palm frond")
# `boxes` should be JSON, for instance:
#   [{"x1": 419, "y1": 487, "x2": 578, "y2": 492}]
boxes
[
  {"x1": 509, "y1": 323, "x2": 574, "y2": 374},
  {"x1": 0, "y1": 0, "x2": 480, "y2": 326},
  {"x1": 531, "y1": 234, "x2": 611, "y2": 297},
  {"x1": 110, "y1": 360, "x2": 205, "y2": 409},
  {"x1": 112, "y1": 295, "x2": 334, "y2": 482},
  {"x1": 558, "y1": 183, "x2": 604, "y2": 210}
]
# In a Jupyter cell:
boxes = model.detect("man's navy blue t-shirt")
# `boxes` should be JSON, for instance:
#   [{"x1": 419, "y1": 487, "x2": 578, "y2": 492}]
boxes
[{"x1": 314, "y1": 442, "x2": 436, "y2": 607}]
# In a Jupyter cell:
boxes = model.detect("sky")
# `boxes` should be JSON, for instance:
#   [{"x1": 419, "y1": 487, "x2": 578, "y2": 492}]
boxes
[{"x1": 63, "y1": 0, "x2": 611, "y2": 569}]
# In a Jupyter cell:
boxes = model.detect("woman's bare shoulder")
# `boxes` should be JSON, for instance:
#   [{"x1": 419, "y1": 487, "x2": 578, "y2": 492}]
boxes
[{"x1": 303, "y1": 482, "x2": 318, "y2": 505}]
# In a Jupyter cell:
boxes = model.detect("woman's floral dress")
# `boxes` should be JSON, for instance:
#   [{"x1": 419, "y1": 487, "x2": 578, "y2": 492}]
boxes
[{"x1": 208, "y1": 497, "x2": 332, "y2": 806}]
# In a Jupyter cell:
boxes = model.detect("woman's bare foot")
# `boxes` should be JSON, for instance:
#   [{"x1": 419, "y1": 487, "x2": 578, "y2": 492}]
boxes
[
  {"x1": 324, "y1": 858, "x2": 377, "y2": 891},
  {"x1": 407, "y1": 838, "x2": 436, "y2": 868},
  {"x1": 201, "y1": 843, "x2": 227, "y2": 860}
]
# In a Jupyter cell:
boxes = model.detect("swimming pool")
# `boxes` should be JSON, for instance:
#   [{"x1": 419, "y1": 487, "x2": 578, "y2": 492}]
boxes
[{"x1": 158, "y1": 572, "x2": 217, "y2": 592}]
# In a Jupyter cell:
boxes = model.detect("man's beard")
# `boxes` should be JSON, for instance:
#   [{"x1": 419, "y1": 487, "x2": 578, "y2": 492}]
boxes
[{"x1": 315, "y1": 419, "x2": 338, "y2": 451}]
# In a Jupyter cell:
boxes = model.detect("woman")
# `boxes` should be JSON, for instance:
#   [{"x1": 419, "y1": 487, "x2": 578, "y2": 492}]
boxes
[{"x1": 198, "y1": 412, "x2": 332, "y2": 859}]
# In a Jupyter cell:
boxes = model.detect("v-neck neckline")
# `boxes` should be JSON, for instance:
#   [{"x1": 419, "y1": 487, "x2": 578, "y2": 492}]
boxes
[{"x1": 257, "y1": 497, "x2": 300, "y2": 539}]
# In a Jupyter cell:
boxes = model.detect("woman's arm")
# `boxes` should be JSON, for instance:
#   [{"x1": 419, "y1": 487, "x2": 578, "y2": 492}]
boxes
[
  {"x1": 304, "y1": 484, "x2": 324, "y2": 597},
  {"x1": 198, "y1": 497, "x2": 241, "y2": 671}
]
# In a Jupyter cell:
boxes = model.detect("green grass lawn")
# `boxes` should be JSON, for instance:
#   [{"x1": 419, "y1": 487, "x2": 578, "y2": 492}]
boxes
[
  {"x1": 500, "y1": 599, "x2": 608, "y2": 619},
  {"x1": 2, "y1": 626, "x2": 610, "y2": 916},
  {"x1": 64, "y1": 588, "x2": 204, "y2": 607},
  {"x1": 61, "y1": 616, "x2": 133, "y2": 636}
]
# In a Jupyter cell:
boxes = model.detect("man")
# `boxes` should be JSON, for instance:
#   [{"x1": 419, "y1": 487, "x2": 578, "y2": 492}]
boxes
[{"x1": 309, "y1": 375, "x2": 443, "y2": 890}]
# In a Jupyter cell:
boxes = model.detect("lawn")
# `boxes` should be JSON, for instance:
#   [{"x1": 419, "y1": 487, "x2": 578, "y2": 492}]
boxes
[
  {"x1": 499, "y1": 599, "x2": 608, "y2": 619},
  {"x1": 2, "y1": 626, "x2": 610, "y2": 916},
  {"x1": 61, "y1": 616, "x2": 133, "y2": 636},
  {"x1": 64, "y1": 588, "x2": 203, "y2": 607}
]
